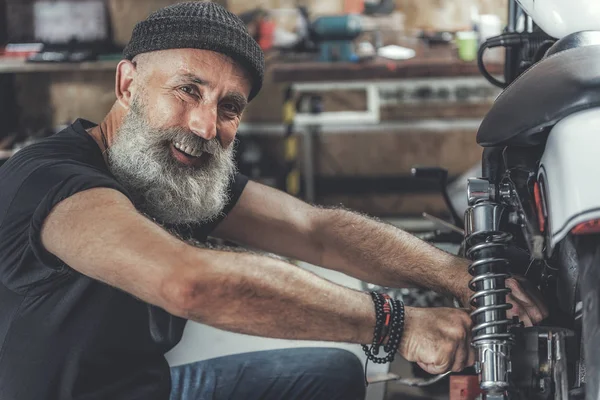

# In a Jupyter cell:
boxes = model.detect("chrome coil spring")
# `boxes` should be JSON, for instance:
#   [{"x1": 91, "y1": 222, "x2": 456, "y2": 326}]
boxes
[{"x1": 466, "y1": 232, "x2": 514, "y2": 344}]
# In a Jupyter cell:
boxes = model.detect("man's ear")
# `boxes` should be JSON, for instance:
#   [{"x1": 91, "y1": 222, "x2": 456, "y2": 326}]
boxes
[{"x1": 115, "y1": 59, "x2": 137, "y2": 110}]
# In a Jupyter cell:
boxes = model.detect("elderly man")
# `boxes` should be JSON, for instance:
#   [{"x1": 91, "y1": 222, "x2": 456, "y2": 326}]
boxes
[{"x1": 0, "y1": 2, "x2": 547, "y2": 400}]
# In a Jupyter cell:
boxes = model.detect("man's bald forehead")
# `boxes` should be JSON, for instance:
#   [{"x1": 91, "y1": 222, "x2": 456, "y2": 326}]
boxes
[
  {"x1": 132, "y1": 49, "x2": 251, "y2": 93},
  {"x1": 132, "y1": 52, "x2": 151, "y2": 65}
]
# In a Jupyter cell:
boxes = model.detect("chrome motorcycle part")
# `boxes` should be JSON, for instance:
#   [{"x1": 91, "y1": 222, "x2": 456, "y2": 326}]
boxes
[
  {"x1": 576, "y1": 330, "x2": 586, "y2": 388},
  {"x1": 465, "y1": 202, "x2": 506, "y2": 237},
  {"x1": 465, "y1": 179, "x2": 514, "y2": 397},
  {"x1": 476, "y1": 341, "x2": 512, "y2": 393},
  {"x1": 498, "y1": 183, "x2": 512, "y2": 201},
  {"x1": 467, "y1": 178, "x2": 496, "y2": 204},
  {"x1": 467, "y1": 233, "x2": 514, "y2": 343},
  {"x1": 485, "y1": 394, "x2": 507, "y2": 400},
  {"x1": 554, "y1": 331, "x2": 569, "y2": 400},
  {"x1": 509, "y1": 326, "x2": 576, "y2": 399},
  {"x1": 392, "y1": 370, "x2": 452, "y2": 387}
]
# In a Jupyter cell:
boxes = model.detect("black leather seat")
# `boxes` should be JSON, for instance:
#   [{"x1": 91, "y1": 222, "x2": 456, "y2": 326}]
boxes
[{"x1": 477, "y1": 33, "x2": 600, "y2": 148}]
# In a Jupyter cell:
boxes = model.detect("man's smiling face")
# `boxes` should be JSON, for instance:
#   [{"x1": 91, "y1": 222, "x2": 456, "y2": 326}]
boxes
[{"x1": 107, "y1": 48, "x2": 252, "y2": 225}]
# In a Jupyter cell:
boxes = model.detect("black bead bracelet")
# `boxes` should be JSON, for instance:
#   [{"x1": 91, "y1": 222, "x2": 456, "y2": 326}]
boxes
[{"x1": 361, "y1": 291, "x2": 405, "y2": 385}]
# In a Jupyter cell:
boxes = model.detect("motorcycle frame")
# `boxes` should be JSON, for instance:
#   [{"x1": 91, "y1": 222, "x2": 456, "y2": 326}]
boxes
[{"x1": 468, "y1": 3, "x2": 597, "y2": 398}]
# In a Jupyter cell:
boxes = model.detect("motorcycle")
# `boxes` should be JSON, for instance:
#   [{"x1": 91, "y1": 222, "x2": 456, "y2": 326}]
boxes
[{"x1": 463, "y1": 0, "x2": 600, "y2": 399}]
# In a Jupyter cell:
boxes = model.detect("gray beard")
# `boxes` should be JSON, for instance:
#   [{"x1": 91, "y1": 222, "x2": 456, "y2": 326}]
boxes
[{"x1": 107, "y1": 98, "x2": 236, "y2": 225}]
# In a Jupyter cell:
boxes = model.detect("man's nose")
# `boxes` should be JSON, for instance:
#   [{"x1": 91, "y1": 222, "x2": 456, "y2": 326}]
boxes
[{"x1": 187, "y1": 105, "x2": 217, "y2": 141}]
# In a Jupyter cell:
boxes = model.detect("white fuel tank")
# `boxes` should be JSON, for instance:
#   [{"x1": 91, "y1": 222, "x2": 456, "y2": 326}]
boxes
[{"x1": 517, "y1": 0, "x2": 600, "y2": 39}]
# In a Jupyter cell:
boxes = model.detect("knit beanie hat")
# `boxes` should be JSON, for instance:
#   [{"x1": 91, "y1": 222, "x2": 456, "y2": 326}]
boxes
[{"x1": 123, "y1": 1, "x2": 264, "y2": 101}]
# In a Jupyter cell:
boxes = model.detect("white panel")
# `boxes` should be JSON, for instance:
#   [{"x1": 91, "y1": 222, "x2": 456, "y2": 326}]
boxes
[
  {"x1": 517, "y1": 0, "x2": 600, "y2": 38},
  {"x1": 292, "y1": 83, "x2": 379, "y2": 127},
  {"x1": 539, "y1": 108, "x2": 600, "y2": 249}
]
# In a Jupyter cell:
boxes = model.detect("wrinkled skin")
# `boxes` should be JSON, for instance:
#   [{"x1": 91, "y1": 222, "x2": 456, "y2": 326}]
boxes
[{"x1": 103, "y1": 49, "x2": 252, "y2": 225}]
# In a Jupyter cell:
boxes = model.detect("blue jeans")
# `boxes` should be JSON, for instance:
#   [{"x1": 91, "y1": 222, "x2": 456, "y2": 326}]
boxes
[{"x1": 169, "y1": 347, "x2": 366, "y2": 400}]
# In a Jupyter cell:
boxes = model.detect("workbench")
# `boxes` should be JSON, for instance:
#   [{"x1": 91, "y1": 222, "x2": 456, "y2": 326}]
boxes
[
  {"x1": 272, "y1": 45, "x2": 503, "y2": 83},
  {"x1": 270, "y1": 43, "x2": 503, "y2": 203},
  {"x1": 0, "y1": 57, "x2": 119, "y2": 74}
]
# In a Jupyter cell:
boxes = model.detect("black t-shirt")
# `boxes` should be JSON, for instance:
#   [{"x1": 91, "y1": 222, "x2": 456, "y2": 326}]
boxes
[{"x1": 0, "y1": 119, "x2": 248, "y2": 400}]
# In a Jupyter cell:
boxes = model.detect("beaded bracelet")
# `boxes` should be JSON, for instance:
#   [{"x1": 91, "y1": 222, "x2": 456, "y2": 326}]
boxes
[{"x1": 361, "y1": 291, "x2": 405, "y2": 386}]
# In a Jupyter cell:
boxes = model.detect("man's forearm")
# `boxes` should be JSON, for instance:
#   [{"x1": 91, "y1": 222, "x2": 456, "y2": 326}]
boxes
[
  {"x1": 178, "y1": 248, "x2": 376, "y2": 344},
  {"x1": 312, "y1": 208, "x2": 470, "y2": 302}
]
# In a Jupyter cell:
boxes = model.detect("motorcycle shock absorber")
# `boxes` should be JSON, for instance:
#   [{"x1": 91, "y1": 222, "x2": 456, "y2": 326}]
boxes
[{"x1": 465, "y1": 178, "x2": 514, "y2": 398}]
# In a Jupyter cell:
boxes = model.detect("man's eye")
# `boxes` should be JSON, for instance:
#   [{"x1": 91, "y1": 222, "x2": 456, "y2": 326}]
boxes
[
  {"x1": 180, "y1": 85, "x2": 196, "y2": 96},
  {"x1": 222, "y1": 103, "x2": 239, "y2": 114}
]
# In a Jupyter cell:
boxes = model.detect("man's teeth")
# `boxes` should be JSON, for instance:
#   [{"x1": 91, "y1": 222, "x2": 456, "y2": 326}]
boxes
[{"x1": 173, "y1": 141, "x2": 203, "y2": 157}]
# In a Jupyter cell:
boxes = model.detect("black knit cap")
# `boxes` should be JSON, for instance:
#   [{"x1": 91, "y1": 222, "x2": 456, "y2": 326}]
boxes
[{"x1": 123, "y1": 1, "x2": 264, "y2": 101}]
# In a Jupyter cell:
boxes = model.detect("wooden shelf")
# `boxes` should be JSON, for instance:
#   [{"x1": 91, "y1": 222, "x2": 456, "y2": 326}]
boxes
[
  {"x1": 271, "y1": 44, "x2": 503, "y2": 83},
  {"x1": 0, "y1": 58, "x2": 119, "y2": 74}
]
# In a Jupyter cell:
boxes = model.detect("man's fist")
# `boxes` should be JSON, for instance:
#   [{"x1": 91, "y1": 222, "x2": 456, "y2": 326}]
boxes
[{"x1": 399, "y1": 307, "x2": 475, "y2": 374}]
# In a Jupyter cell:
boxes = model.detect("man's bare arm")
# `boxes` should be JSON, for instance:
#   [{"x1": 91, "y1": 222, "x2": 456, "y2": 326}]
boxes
[
  {"x1": 214, "y1": 182, "x2": 547, "y2": 322},
  {"x1": 40, "y1": 188, "x2": 375, "y2": 343},
  {"x1": 42, "y1": 187, "x2": 475, "y2": 373},
  {"x1": 214, "y1": 182, "x2": 470, "y2": 303},
  {"x1": 314, "y1": 208, "x2": 471, "y2": 303}
]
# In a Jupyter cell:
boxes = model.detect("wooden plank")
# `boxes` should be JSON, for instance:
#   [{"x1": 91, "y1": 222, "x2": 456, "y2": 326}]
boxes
[
  {"x1": 272, "y1": 56, "x2": 503, "y2": 83},
  {"x1": 272, "y1": 42, "x2": 504, "y2": 83},
  {"x1": 0, "y1": 58, "x2": 119, "y2": 74},
  {"x1": 313, "y1": 129, "x2": 482, "y2": 176}
]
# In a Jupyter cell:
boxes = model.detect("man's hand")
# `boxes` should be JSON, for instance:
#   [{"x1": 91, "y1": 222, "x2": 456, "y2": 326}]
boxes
[
  {"x1": 399, "y1": 307, "x2": 475, "y2": 375},
  {"x1": 505, "y1": 277, "x2": 549, "y2": 326},
  {"x1": 456, "y1": 275, "x2": 549, "y2": 327}
]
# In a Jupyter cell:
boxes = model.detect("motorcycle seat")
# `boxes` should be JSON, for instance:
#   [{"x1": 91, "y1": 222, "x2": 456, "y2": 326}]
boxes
[{"x1": 477, "y1": 33, "x2": 600, "y2": 148}]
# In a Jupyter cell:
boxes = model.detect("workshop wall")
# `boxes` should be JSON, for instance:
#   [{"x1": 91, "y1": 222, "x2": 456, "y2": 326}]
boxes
[
  {"x1": 8, "y1": 0, "x2": 496, "y2": 216},
  {"x1": 399, "y1": 0, "x2": 507, "y2": 31},
  {"x1": 317, "y1": 129, "x2": 482, "y2": 215},
  {"x1": 15, "y1": 71, "x2": 115, "y2": 134},
  {"x1": 248, "y1": 125, "x2": 482, "y2": 216},
  {"x1": 227, "y1": 0, "x2": 507, "y2": 28},
  {"x1": 108, "y1": 0, "x2": 227, "y2": 47},
  {"x1": 109, "y1": 0, "x2": 193, "y2": 47},
  {"x1": 14, "y1": 0, "x2": 506, "y2": 127},
  {"x1": 12, "y1": 0, "x2": 219, "y2": 132},
  {"x1": 12, "y1": 0, "x2": 508, "y2": 126}
]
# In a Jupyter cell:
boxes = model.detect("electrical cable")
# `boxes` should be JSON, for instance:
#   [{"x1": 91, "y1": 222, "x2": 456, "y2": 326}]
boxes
[
  {"x1": 478, "y1": 33, "x2": 524, "y2": 89},
  {"x1": 478, "y1": 41, "x2": 508, "y2": 89},
  {"x1": 478, "y1": 32, "x2": 553, "y2": 89}
]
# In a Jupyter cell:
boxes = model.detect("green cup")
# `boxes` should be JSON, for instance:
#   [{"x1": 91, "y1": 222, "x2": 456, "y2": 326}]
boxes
[{"x1": 456, "y1": 31, "x2": 478, "y2": 62}]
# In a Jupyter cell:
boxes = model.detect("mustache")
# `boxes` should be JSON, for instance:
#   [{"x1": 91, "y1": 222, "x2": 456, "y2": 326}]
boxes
[{"x1": 156, "y1": 127, "x2": 221, "y2": 155}]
